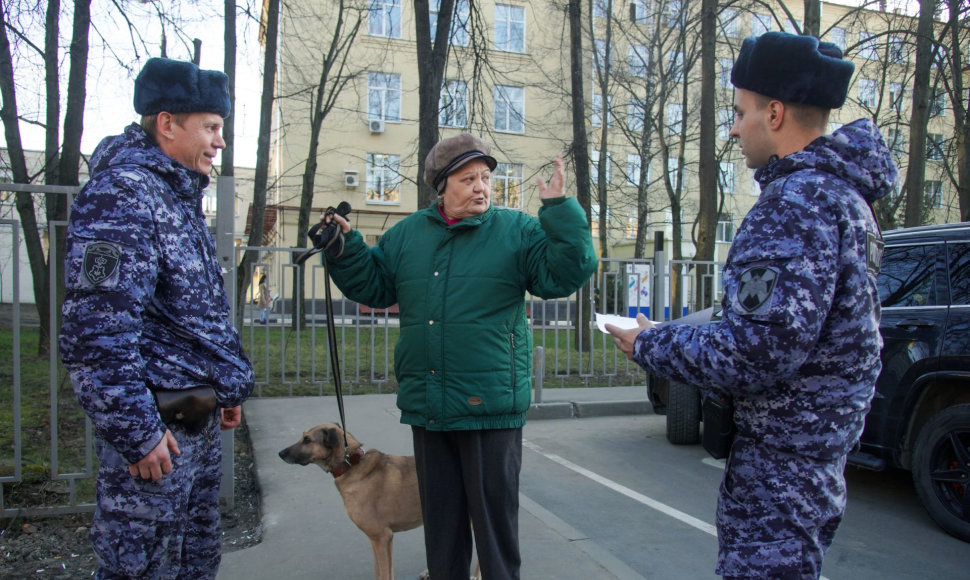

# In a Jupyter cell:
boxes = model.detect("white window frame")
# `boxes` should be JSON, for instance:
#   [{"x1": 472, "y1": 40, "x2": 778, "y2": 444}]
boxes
[
  {"x1": 719, "y1": 58, "x2": 733, "y2": 89},
  {"x1": 719, "y1": 162, "x2": 736, "y2": 194},
  {"x1": 890, "y1": 82, "x2": 904, "y2": 114},
  {"x1": 439, "y1": 80, "x2": 468, "y2": 128},
  {"x1": 752, "y1": 12, "x2": 771, "y2": 36},
  {"x1": 366, "y1": 153, "x2": 402, "y2": 205},
  {"x1": 492, "y1": 162, "x2": 523, "y2": 209},
  {"x1": 888, "y1": 36, "x2": 905, "y2": 64},
  {"x1": 667, "y1": 50, "x2": 684, "y2": 83},
  {"x1": 717, "y1": 108, "x2": 734, "y2": 141},
  {"x1": 493, "y1": 85, "x2": 525, "y2": 133},
  {"x1": 667, "y1": 157, "x2": 681, "y2": 190},
  {"x1": 591, "y1": 150, "x2": 612, "y2": 183},
  {"x1": 666, "y1": 103, "x2": 683, "y2": 136},
  {"x1": 927, "y1": 133, "x2": 944, "y2": 161},
  {"x1": 626, "y1": 153, "x2": 641, "y2": 186},
  {"x1": 367, "y1": 72, "x2": 401, "y2": 121},
  {"x1": 627, "y1": 98, "x2": 645, "y2": 132},
  {"x1": 859, "y1": 78, "x2": 878, "y2": 108},
  {"x1": 719, "y1": 8, "x2": 738, "y2": 38},
  {"x1": 628, "y1": 44, "x2": 649, "y2": 78},
  {"x1": 430, "y1": 0, "x2": 470, "y2": 47},
  {"x1": 495, "y1": 4, "x2": 525, "y2": 53},
  {"x1": 369, "y1": 0, "x2": 401, "y2": 38},
  {"x1": 830, "y1": 27, "x2": 846, "y2": 52},
  {"x1": 859, "y1": 32, "x2": 878, "y2": 60},
  {"x1": 924, "y1": 180, "x2": 943, "y2": 208},
  {"x1": 716, "y1": 213, "x2": 735, "y2": 242},
  {"x1": 930, "y1": 89, "x2": 946, "y2": 117},
  {"x1": 592, "y1": 93, "x2": 612, "y2": 127}
]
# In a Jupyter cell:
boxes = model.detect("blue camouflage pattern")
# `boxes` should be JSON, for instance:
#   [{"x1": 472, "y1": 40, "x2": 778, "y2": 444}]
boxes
[
  {"x1": 631, "y1": 118, "x2": 897, "y2": 578},
  {"x1": 58, "y1": 122, "x2": 254, "y2": 579}
]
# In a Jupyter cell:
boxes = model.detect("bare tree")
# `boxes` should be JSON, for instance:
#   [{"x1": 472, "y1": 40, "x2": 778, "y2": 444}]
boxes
[
  {"x1": 902, "y1": 0, "x2": 936, "y2": 227},
  {"x1": 943, "y1": 0, "x2": 969, "y2": 220},
  {"x1": 234, "y1": 0, "x2": 279, "y2": 318}
]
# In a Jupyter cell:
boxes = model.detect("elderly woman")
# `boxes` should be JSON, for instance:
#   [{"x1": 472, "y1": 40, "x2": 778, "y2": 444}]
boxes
[{"x1": 324, "y1": 133, "x2": 596, "y2": 579}]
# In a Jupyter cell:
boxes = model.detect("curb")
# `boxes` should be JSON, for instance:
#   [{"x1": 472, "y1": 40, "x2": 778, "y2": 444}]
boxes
[{"x1": 527, "y1": 399, "x2": 652, "y2": 420}]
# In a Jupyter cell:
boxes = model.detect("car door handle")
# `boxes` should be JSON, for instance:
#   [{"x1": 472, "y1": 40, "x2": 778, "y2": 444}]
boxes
[{"x1": 894, "y1": 319, "x2": 937, "y2": 328}]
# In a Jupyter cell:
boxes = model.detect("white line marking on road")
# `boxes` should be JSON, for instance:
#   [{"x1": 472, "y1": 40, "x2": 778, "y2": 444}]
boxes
[
  {"x1": 702, "y1": 457, "x2": 726, "y2": 470},
  {"x1": 524, "y1": 439, "x2": 718, "y2": 537}
]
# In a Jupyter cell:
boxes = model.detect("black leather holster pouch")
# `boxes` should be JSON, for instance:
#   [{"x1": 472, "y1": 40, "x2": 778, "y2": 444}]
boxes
[
  {"x1": 702, "y1": 392, "x2": 736, "y2": 460},
  {"x1": 153, "y1": 386, "x2": 217, "y2": 433}
]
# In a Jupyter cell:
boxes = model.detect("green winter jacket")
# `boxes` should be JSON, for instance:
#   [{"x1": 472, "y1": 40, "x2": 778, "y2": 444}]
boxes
[{"x1": 326, "y1": 197, "x2": 597, "y2": 430}]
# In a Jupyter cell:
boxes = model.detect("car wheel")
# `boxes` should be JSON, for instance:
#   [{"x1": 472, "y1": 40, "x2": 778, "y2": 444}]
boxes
[
  {"x1": 666, "y1": 381, "x2": 700, "y2": 445},
  {"x1": 911, "y1": 403, "x2": 970, "y2": 542}
]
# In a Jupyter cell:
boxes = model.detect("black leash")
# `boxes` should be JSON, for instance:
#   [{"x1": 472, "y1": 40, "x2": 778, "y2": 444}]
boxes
[
  {"x1": 322, "y1": 254, "x2": 350, "y2": 454},
  {"x1": 294, "y1": 203, "x2": 353, "y2": 454}
]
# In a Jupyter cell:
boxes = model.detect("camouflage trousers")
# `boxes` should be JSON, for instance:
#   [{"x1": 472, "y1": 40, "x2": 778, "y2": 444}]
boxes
[
  {"x1": 715, "y1": 435, "x2": 847, "y2": 579},
  {"x1": 91, "y1": 416, "x2": 223, "y2": 580}
]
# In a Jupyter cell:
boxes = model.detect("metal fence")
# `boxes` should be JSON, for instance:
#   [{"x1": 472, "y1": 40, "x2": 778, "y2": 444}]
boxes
[{"x1": 0, "y1": 181, "x2": 721, "y2": 518}]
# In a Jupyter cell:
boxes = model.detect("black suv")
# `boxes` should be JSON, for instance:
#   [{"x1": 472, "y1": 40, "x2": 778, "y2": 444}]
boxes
[
  {"x1": 850, "y1": 222, "x2": 970, "y2": 542},
  {"x1": 650, "y1": 222, "x2": 970, "y2": 542}
]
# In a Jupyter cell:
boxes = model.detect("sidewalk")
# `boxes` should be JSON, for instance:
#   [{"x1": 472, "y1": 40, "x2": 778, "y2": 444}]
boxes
[{"x1": 218, "y1": 386, "x2": 650, "y2": 580}]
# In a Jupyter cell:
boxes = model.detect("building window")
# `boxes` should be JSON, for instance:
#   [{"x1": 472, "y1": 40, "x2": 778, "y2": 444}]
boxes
[
  {"x1": 202, "y1": 187, "x2": 218, "y2": 215},
  {"x1": 591, "y1": 203, "x2": 610, "y2": 237},
  {"x1": 430, "y1": 0, "x2": 470, "y2": 47},
  {"x1": 492, "y1": 162, "x2": 523, "y2": 209},
  {"x1": 667, "y1": 50, "x2": 684, "y2": 83},
  {"x1": 494, "y1": 85, "x2": 525, "y2": 133},
  {"x1": 665, "y1": 0, "x2": 683, "y2": 28},
  {"x1": 592, "y1": 94, "x2": 612, "y2": 127},
  {"x1": 718, "y1": 162, "x2": 735, "y2": 194},
  {"x1": 594, "y1": 39, "x2": 612, "y2": 76},
  {"x1": 719, "y1": 8, "x2": 738, "y2": 38},
  {"x1": 859, "y1": 32, "x2": 878, "y2": 60},
  {"x1": 888, "y1": 36, "x2": 905, "y2": 64},
  {"x1": 719, "y1": 58, "x2": 733, "y2": 89},
  {"x1": 626, "y1": 153, "x2": 641, "y2": 186},
  {"x1": 439, "y1": 80, "x2": 468, "y2": 128},
  {"x1": 495, "y1": 4, "x2": 525, "y2": 53},
  {"x1": 593, "y1": 0, "x2": 610, "y2": 19},
  {"x1": 366, "y1": 153, "x2": 401, "y2": 204},
  {"x1": 927, "y1": 134, "x2": 944, "y2": 161},
  {"x1": 369, "y1": 0, "x2": 401, "y2": 38},
  {"x1": 666, "y1": 103, "x2": 683, "y2": 136},
  {"x1": 591, "y1": 150, "x2": 612, "y2": 183},
  {"x1": 630, "y1": 0, "x2": 648, "y2": 23},
  {"x1": 625, "y1": 214, "x2": 638, "y2": 239},
  {"x1": 828, "y1": 122, "x2": 843, "y2": 134},
  {"x1": 887, "y1": 129, "x2": 905, "y2": 160},
  {"x1": 628, "y1": 44, "x2": 649, "y2": 78},
  {"x1": 716, "y1": 213, "x2": 735, "y2": 242},
  {"x1": 717, "y1": 108, "x2": 734, "y2": 141},
  {"x1": 890, "y1": 82, "x2": 904, "y2": 114},
  {"x1": 784, "y1": 19, "x2": 801, "y2": 35},
  {"x1": 751, "y1": 12, "x2": 771, "y2": 36},
  {"x1": 667, "y1": 157, "x2": 681, "y2": 190},
  {"x1": 930, "y1": 89, "x2": 946, "y2": 117},
  {"x1": 924, "y1": 180, "x2": 943, "y2": 208},
  {"x1": 367, "y1": 72, "x2": 401, "y2": 121},
  {"x1": 830, "y1": 27, "x2": 846, "y2": 52},
  {"x1": 859, "y1": 78, "x2": 878, "y2": 108},
  {"x1": 627, "y1": 98, "x2": 645, "y2": 132}
]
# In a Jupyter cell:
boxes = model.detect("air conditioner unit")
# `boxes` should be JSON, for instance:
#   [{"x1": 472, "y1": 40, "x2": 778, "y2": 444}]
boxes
[
  {"x1": 343, "y1": 170, "x2": 359, "y2": 187},
  {"x1": 369, "y1": 119, "x2": 386, "y2": 134}
]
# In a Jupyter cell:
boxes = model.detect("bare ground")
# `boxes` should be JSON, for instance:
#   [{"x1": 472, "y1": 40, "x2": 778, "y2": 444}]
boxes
[{"x1": 0, "y1": 420, "x2": 262, "y2": 578}]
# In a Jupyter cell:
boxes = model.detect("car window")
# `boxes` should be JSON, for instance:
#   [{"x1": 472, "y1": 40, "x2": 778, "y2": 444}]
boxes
[
  {"x1": 878, "y1": 243, "x2": 941, "y2": 307},
  {"x1": 948, "y1": 241, "x2": 970, "y2": 306}
]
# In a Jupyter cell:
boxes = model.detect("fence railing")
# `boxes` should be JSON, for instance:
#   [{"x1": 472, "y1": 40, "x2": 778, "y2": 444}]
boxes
[{"x1": 0, "y1": 181, "x2": 722, "y2": 518}]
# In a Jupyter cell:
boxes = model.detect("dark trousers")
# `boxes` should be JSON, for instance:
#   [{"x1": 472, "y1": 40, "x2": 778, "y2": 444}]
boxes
[{"x1": 412, "y1": 426, "x2": 523, "y2": 580}]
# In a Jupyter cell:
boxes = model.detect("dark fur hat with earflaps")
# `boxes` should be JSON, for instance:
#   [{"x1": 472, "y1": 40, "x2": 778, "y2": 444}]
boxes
[{"x1": 731, "y1": 31, "x2": 854, "y2": 109}]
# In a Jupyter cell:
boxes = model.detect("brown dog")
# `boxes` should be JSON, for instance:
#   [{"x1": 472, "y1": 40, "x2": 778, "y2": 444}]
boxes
[{"x1": 278, "y1": 423, "x2": 480, "y2": 580}]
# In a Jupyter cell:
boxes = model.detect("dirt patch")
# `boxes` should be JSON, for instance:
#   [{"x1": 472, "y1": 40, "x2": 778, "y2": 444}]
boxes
[{"x1": 0, "y1": 420, "x2": 262, "y2": 578}]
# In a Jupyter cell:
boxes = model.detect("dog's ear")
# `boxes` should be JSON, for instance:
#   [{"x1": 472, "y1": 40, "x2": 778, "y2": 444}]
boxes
[{"x1": 319, "y1": 427, "x2": 340, "y2": 449}]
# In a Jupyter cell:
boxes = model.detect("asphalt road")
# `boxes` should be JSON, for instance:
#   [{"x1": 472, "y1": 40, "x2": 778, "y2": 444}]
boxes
[{"x1": 521, "y1": 414, "x2": 970, "y2": 579}]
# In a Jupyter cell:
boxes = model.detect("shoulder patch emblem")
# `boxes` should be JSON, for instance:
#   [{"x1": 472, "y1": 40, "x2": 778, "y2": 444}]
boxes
[
  {"x1": 738, "y1": 266, "x2": 779, "y2": 313},
  {"x1": 83, "y1": 242, "x2": 121, "y2": 286}
]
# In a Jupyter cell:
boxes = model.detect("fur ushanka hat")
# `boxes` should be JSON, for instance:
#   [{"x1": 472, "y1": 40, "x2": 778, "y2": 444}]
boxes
[
  {"x1": 731, "y1": 31, "x2": 854, "y2": 109},
  {"x1": 134, "y1": 58, "x2": 231, "y2": 118}
]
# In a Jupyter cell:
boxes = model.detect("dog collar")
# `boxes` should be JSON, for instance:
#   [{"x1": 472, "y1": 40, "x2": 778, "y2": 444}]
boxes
[{"x1": 331, "y1": 447, "x2": 366, "y2": 478}]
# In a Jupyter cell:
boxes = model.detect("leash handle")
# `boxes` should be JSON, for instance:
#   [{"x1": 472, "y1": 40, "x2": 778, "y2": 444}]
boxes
[{"x1": 322, "y1": 256, "x2": 350, "y2": 454}]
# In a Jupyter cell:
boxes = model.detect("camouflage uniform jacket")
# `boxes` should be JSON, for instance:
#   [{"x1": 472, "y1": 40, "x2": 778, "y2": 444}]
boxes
[
  {"x1": 59, "y1": 123, "x2": 254, "y2": 465},
  {"x1": 633, "y1": 118, "x2": 898, "y2": 461}
]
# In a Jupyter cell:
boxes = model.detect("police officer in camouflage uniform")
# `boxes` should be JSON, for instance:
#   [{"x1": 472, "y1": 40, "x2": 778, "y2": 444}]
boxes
[
  {"x1": 608, "y1": 32, "x2": 898, "y2": 578},
  {"x1": 59, "y1": 58, "x2": 254, "y2": 579}
]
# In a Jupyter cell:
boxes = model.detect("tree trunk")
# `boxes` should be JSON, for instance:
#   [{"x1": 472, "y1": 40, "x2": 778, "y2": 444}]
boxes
[
  {"x1": 235, "y1": 0, "x2": 279, "y2": 322},
  {"x1": 903, "y1": 0, "x2": 935, "y2": 227},
  {"x1": 694, "y1": 0, "x2": 717, "y2": 312},
  {"x1": 414, "y1": 0, "x2": 454, "y2": 209},
  {"x1": 948, "y1": 0, "x2": 969, "y2": 221},
  {"x1": 802, "y1": 0, "x2": 820, "y2": 37},
  {"x1": 222, "y1": 0, "x2": 236, "y2": 177},
  {"x1": 568, "y1": 0, "x2": 591, "y2": 351}
]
